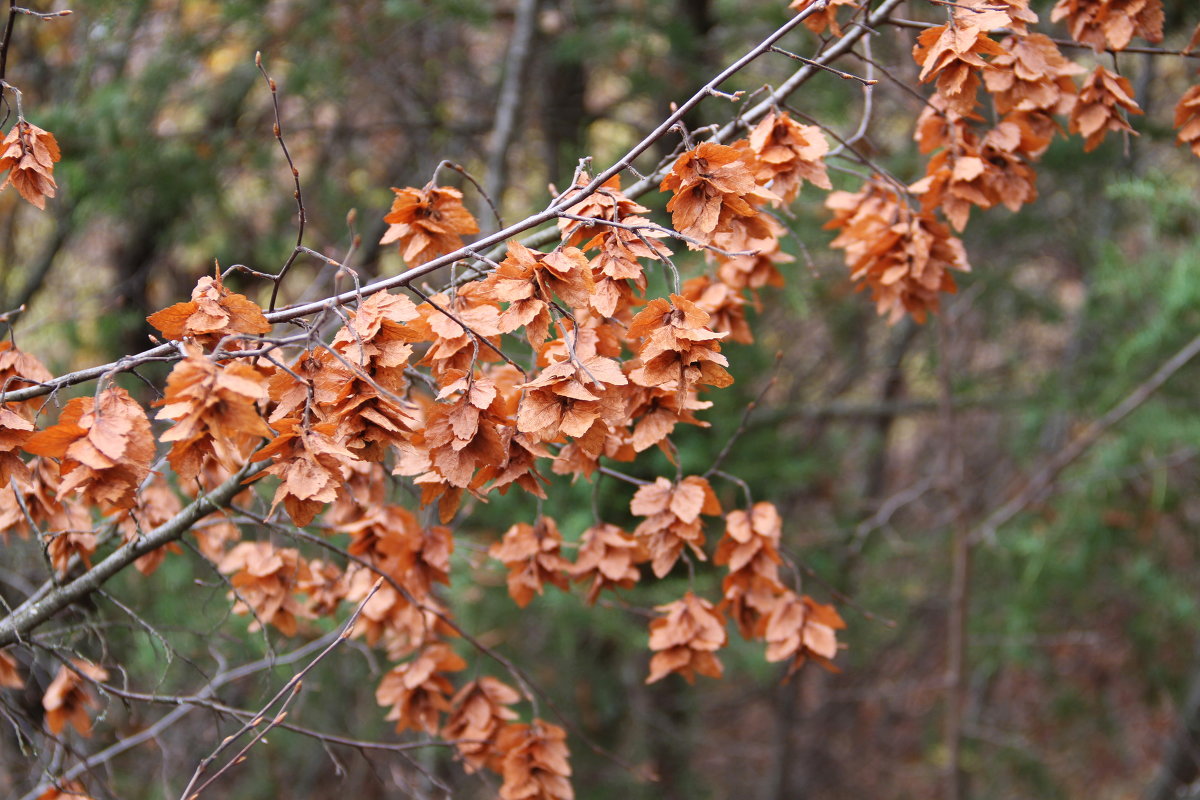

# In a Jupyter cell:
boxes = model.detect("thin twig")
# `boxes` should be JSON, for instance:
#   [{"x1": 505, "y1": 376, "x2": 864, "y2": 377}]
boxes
[
  {"x1": 970, "y1": 331, "x2": 1200, "y2": 546},
  {"x1": 178, "y1": 578, "x2": 383, "y2": 800}
]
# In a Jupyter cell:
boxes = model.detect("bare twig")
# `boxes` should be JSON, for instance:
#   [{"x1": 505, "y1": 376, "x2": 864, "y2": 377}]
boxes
[
  {"x1": 178, "y1": 579, "x2": 383, "y2": 800},
  {"x1": 970, "y1": 331, "x2": 1200, "y2": 546}
]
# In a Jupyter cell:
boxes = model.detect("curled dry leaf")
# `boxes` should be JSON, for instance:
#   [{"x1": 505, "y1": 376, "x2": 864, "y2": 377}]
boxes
[
  {"x1": 788, "y1": 0, "x2": 860, "y2": 37},
  {"x1": 682, "y1": 275, "x2": 752, "y2": 344},
  {"x1": 218, "y1": 541, "x2": 314, "y2": 636},
  {"x1": 1051, "y1": 0, "x2": 1163, "y2": 53},
  {"x1": 156, "y1": 346, "x2": 273, "y2": 481},
  {"x1": 0, "y1": 649, "x2": 23, "y2": 689},
  {"x1": 376, "y1": 642, "x2": 466, "y2": 735},
  {"x1": 298, "y1": 558, "x2": 345, "y2": 617},
  {"x1": 660, "y1": 141, "x2": 777, "y2": 248},
  {"x1": 0, "y1": 341, "x2": 53, "y2": 486},
  {"x1": 147, "y1": 270, "x2": 271, "y2": 348},
  {"x1": 117, "y1": 475, "x2": 184, "y2": 576},
  {"x1": 912, "y1": 11, "x2": 1007, "y2": 115},
  {"x1": 983, "y1": 34, "x2": 1083, "y2": 118},
  {"x1": 43, "y1": 660, "x2": 108, "y2": 737},
  {"x1": 496, "y1": 719, "x2": 574, "y2": 800},
  {"x1": 0, "y1": 457, "x2": 89, "y2": 544},
  {"x1": 557, "y1": 173, "x2": 650, "y2": 247},
  {"x1": 825, "y1": 176, "x2": 970, "y2": 323},
  {"x1": 712, "y1": 214, "x2": 792, "y2": 292},
  {"x1": 569, "y1": 522, "x2": 646, "y2": 605},
  {"x1": 625, "y1": 384, "x2": 712, "y2": 455},
  {"x1": 342, "y1": 564, "x2": 456, "y2": 659},
  {"x1": 630, "y1": 475, "x2": 721, "y2": 578},
  {"x1": 36, "y1": 781, "x2": 93, "y2": 800},
  {"x1": 646, "y1": 591, "x2": 727, "y2": 684},
  {"x1": 715, "y1": 502, "x2": 787, "y2": 637},
  {"x1": 626, "y1": 294, "x2": 733, "y2": 396},
  {"x1": 256, "y1": 418, "x2": 360, "y2": 526},
  {"x1": 442, "y1": 676, "x2": 522, "y2": 773},
  {"x1": 489, "y1": 516, "x2": 571, "y2": 608},
  {"x1": 1174, "y1": 85, "x2": 1200, "y2": 158},
  {"x1": 1069, "y1": 65, "x2": 1142, "y2": 152},
  {"x1": 757, "y1": 591, "x2": 846, "y2": 677},
  {"x1": 745, "y1": 110, "x2": 831, "y2": 203},
  {"x1": 0, "y1": 121, "x2": 61, "y2": 209},
  {"x1": 381, "y1": 183, "x2": 480, "y2": 266},
  {"x1": 910, "y1": 119, "x2": 1039, "y2": 232},
  {"x1": 481, "y1": 242, "x2": 594, "y2": 345},
  {"x1": 24, "y1": 387, "x2": 155, "y2": 514},
  {"x1": 517, "y1": 331, "x2": 628, "y2": 441}
]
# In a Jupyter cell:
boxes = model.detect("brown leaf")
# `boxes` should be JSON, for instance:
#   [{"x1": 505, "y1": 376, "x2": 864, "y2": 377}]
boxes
[
  {"x1": 25, "y1": 388, "x2": 155, "y2": 514},
  {"x1": 381, "y1": 184, "x2": 480, "y2": 265},
  {"x1": 147, "y1": 271, "x2": 271, "y2": 348},
  {"x1": 646, "y1": 592, "x2": 727, "y2": 683},
  {"x1": 0, "y1": 121, "x2": 61, "y2": 209},
  {"x1": 43, "y1": 660, "x2": 108, "y2": 737}
]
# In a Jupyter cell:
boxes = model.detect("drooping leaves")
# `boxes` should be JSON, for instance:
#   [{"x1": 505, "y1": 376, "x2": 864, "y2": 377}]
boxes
[
  {"x1": 147, "y1": 271, "x2": 271, "y2": 348},
  {"x1": 646, "y1": 591, "x2": 727, "y2": 684},
  {"x1": 381, "y1": 184, "x2": 480, "y2": 266},
  {"x1": 24, "y1": 388, "x2": 155, "y2": 514},
  {"x1": 0, "y1": 121, "x2": 61, "y2": 209}
]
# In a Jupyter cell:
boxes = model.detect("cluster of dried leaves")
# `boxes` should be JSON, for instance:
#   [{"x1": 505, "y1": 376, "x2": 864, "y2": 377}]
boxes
[
  {"x1": 0, "y1": 120, "x2": 61, "y2": 209},
  {"x1": 6, "y1": 1, "x2": 1200, "y2": 797}
]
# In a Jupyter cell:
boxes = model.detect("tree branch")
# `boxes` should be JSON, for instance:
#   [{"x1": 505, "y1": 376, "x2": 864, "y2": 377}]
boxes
[{"x1": 0, "y1": 460, "x2": 261, "y2": 647}]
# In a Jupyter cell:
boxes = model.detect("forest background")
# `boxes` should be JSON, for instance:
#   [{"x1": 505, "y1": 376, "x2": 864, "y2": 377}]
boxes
[{"x1": 2, "y1": 1, "x2": 1200, "y2": 799}]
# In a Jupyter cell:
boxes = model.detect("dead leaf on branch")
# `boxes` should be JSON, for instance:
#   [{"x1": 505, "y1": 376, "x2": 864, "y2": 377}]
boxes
[
  {"x1": 0, "y1": 650, "x2": 22, "y2": 689},
  {"x1": 156, "y1": 346, "x2": 273, "y2": 481},
  {"x1": 442, "y1": 676, "x2": 522, "y2": 773},
  {"x1": 147, "y1": 270, "x2": 271, "y2": 348},
  {"x1": 715, "y1": 502, "x2": 787, "y2": 637},
  {"x1": 489, "y1": 517, "x2": 571, "y2": 608},
  {"x1": 912, "y1": 11, "x2": 1008, "y2": 116},
  {"x1": 660, "y1": 141, "x2": 777, "y2": 247},
  {"x1": 341, "y1": 564, "x2": 455, "y2": 659},
  {"x1": 1051, "y1": 0, "x2": 1163, "y2": 53},
  {"x1": 218, "y1": 541, "x2": 314, "y2": 636},
  {"x1": 24, "y1": 387, "x2": 155, "y2": 514},
  {"x1": 646, "y1": 591, "x2": 727, "y2": 684},
  {"x1": 788, "y1": 0, "x2": 861, "y2": 37},
  {"x1": 712, "y1": 214, "x2": 793, "y2": 292},
  {"x1": 256, "y1": 418, "x2": 360, "y2": 526},
  {"x1": 825, "y1": 176, "x2": 970, "y2": 324},
  {"x1": 117, "y1": 475, "x2": 184, "y2": 576},
  {"x1": 495, "y1": 719, "x2": 573, "y2": 800},
  {"x1": 682, "y1": 276, "x2": 753, "y2": 344},
  {"x1": 569, "y1": 522, "x2": 646, "y2": 605},
  {"x1": 626, "y1": 294, "x2": 733, "y2": 396},
  {"x1": 631, "y1": 475, "x2": 721, "y2": 578},
  {"x1": 557, "y1": 173, "x2": 651, "y2": 247},
  {"x1": 376, "y1": 642, "x2": 466, "y2": 735},
  {"x1": 983, "y1": 33, "x2": 1083, "y2": 117},
  {"x1": 1174, "y1": 84, "x2": 1200, "y2": 158},
  {"x1": 36, "y1": 781, "x2": 94, "y2": 800},
  {"x1": 1069, "y1": 65, "x2": 1142, "y2": 152},
  {"x1": 758, "y1": 591, "x2": 846, "y2": 678},
  {"x1": 381, "y1": 184, "x2": 480, "y2": 266},
  {"x1": 517, "y1": 330, "x2": 629, "y2": 442},
  {"x1": 745, "y1": 110, "x2": 831, "y2": 203},
  {"x1": 0, "y1": 121, "x2": 61, "y2": 209},
  {"x1": 42, "y1": 660, "x2": 108, "y2": 737}
]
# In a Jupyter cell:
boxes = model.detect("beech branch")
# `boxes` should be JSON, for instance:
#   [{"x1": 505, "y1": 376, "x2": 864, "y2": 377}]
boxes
[
  {"x1": 0, "y1": 460, "x2": 262, "y2": 647},
  {"x1": 0, "y1": 0, "x2": 903, "y2": 406}
]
